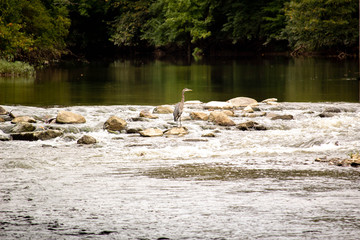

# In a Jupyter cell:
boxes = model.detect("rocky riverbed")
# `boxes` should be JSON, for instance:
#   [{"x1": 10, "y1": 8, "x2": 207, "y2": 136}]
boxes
[{"x1": 1, "y1": 98, "x2": 360, "y2": 239}]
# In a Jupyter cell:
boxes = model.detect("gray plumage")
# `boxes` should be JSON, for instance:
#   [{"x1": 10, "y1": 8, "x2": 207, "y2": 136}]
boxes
[{"x1": 173, "y1": 88, "x2": 192, "y2": 127}]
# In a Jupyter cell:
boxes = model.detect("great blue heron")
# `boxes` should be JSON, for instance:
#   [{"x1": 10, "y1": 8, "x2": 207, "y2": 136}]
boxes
[{"x1": 173, "y1": 88, "x2": 192, "y2": 127}]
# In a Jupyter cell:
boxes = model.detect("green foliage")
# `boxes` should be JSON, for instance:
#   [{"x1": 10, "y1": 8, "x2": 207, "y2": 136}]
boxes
[
  {"x1": 109, "y1": 0, "x2": 151, "y2": 47},
  {"x1": 141, "y1": 0, "x2": 215, "y2": 49},
  {"x1": 0, "y1": 59, "x2": 35, "y2": 76},
  {"x1": 0, "y1": 0, "x2": 70, "y2": 62},
  {"x1": 282, "y1": 0, "x2": 358, "y2": 52}
]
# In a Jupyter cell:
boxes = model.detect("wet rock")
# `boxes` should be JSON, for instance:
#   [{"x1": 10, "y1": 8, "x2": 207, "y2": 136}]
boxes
[
  {"x1": 201, "y1": 132, "x2": 216, "y2": 137},
  {"x1": 190, "y1": 112, "x2": 209, "y2": 121},
  {"x1": 208, "y1": 111, "x2": 235, "y2": 126},
  {"x1": 204, "y1": 101, "x2": 233, "y2": 110},
  {"x1": 164, "y1": 127, "x2": 188, "y2": 136},
  {"x1": 227, "y1": 97, "x2": 258, "y2": 108},
  {"x1": 318, "y1": 113, "x2": 334, "y2": 118},
  {"x1": 139, "y1": 128, "x2": 163, "y2": 137},
  {"x1": 243, "y1": 105, "x2": 254, "y2": 113},
  {"x1": 0, "y1": 106, "x2": 7, "y2": 115},
  {"x1": 316, "y1": 153, "x2": 360, "y2": 167},
  {"x1": 77, "y1": 135, "x2": 97, "y2": 144},
  {"x1": 11, "y1": 123, "x2": 36, "y2": 133},
  {"x1": 271, "y1": 114, "x2": 294, "y2": 120},
  {"x1": 153, "y1": 105, "x2": 174, "y2": 114},
  {"x1": 56, "y1": 111, "x2": 86, "y2": 124},
  {"x1": 0, "y1": 117, "x2": 5, "y2": 122},
  {"x1": 139, "y1": 110, "x2": 159, "y2": 119},
  {"x1": 11, "y1": 116, "x2": 36, "y2": 124},
  {"x1": 126, "y1": 128, "x2": 143, "y2": 134},
  {"x1": 237, "y1": 121, "x2": 267, "y2": 131},
  {"x1": 242, "y1": 112, "x2": 266, "y2": 118},
  {"x1": 222, "y1": 110, "x2": 235, "y2": 116},
  {"x1": 11, "y1": 129, "x2": 63, "y2": 141},
  {"x1": 104, "y1": 116, "x2": 127, "y2": 132},
  {"x1": 324, "y1": 107, "x2": 341, "y2": 113}
]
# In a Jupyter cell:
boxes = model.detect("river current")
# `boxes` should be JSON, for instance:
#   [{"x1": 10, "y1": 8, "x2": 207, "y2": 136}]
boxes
[{"x1": 1, "y1": 101, "x2": 360, "y2": 239}]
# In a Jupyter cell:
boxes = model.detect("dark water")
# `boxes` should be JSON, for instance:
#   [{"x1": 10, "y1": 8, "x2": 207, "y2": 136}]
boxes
[{"x1": 0, "y1": 57, "x2": 359, "y2": 106}]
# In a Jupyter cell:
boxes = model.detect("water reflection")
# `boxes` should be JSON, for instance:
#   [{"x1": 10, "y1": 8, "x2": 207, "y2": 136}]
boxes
[{"x1": 0, "y1": 57, "x2": 358, "y2": 106}]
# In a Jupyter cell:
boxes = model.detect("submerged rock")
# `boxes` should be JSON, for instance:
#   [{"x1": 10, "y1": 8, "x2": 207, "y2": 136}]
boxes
[
  {"x1": 153, "y1": 105, "x2": 174, "y2": 114},
  {"x1": 208, "y1": 111, "x2": 235, "y2": 126},
  {"x1": 77, "y1": 135, "x2": 97, "y2": 144},
  {"x1": 190, "y1": 112, "x2": 209, "y2": 121},
  {"x1": 237, "y1": 121, "x2": 267, "y2": 131},
  {"x1": 11, "y1": 116, "x2": 36, "y2": 124},
  {"x1": 164, "y1": 127, "x2": 188, "y2": 136},
  {"x1": 227, "y1": 97, "x2": 258, "y2": 108},
  {"x1": 271, "y1": 114, "x2": 294, "y2": 120},
  {"x1": 56, "y1": 111, "x2": 86, "y2": 124},
  {"x1": 104, "y1": 116, "x2": 127, "y2": 132},
  {"x1": 139, "y1": 128, "x2": 163, "y2": 137},
  {"x1": 201, "y1": 132, "x2": 216, "y2": 137},
  {"x1": 11, "y1": 129, "x2": 63, "y2": 141},
  {"x1": 0, "y1": 131, "x2": 10, "y2": 141}
]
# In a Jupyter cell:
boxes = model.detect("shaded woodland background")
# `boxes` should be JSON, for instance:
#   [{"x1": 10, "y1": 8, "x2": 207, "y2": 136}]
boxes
[{"x1": 0, "y1": 0, "x2": 358, "y2": 63}]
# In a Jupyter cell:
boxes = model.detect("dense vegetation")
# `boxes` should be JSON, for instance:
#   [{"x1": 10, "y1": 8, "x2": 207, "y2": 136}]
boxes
[{"x1": 0, "y1": 0, "x2": 358, "y2": 63}]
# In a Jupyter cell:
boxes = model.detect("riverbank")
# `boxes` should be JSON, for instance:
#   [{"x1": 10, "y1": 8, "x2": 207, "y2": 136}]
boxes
[{"x1": 0, "y1": 59, "x2": 35, "y2": 76}]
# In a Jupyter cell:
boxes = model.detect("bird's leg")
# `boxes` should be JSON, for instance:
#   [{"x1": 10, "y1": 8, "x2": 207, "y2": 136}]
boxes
[{"x1": 179, "y1": 117, "x2": 182, "y2": 128}]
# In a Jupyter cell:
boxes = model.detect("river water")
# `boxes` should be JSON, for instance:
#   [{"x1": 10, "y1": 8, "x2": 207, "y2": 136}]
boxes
[
  {"x1": 1, "y1": 101, "x2": 360, "y2": 239},
  {"x1": 1, "y1": 57, "x2": 360, "y2": 239}
]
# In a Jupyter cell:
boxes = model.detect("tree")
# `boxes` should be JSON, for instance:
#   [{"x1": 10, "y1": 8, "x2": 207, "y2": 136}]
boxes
[
  {"x1": 141, "y1": 0, "x2": 215, "y2": 57},
  {"x1": 281, "y1": 0, "x2": 358, "y2": 54}
]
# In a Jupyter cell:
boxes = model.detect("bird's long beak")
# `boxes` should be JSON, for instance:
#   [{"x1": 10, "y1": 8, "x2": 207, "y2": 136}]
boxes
[{"x1": 187, "y1": 89, "x2": 192, "y2": 92}]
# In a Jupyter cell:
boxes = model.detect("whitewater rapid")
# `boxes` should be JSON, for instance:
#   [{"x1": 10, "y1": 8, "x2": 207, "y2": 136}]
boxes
[{"x1": 1, "y1": 102, "x2": 360, "y2": 239}]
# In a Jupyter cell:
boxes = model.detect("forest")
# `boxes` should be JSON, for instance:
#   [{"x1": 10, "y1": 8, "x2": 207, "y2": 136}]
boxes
[{"x1": 0, "y1": 0, "x2": 358, "y2": 64}]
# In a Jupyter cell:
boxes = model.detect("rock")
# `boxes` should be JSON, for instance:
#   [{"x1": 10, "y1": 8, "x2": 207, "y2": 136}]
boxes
[
  {"x1": 204, "y1": 101, "x2": 233, "y2": 110},
  {"x1": 11, "y1": 130, "x2": 63, "y2": 141},
  {"x1": 324, "y1": 107, "x2": 341, "y2": 113},
  {"x1": 262, "y1": 98, "x2": 278, "y2": 104},
  {"x1": 190, "y1": 112, "x2": 209, "y2": 121},
  {"x1": 237, "y1": 121, "x2": 267, "y2": 131},
  {"x1": 201, "y1": 132, "x2": 216, "y2": 137},
  {"x1": 185, "y1": 100, "x2": 202, "y2": 105},
  {"x1": 243, "y1": 106, "x2": 254, "y2": 113},
  {"x1": 318, "y1": 113, "x2": 334, "y2": 118},
  {"x1": 139, "y1": 128, "x2": 163, "y2": 137},
  {"x1": 77, "y1": 135, "x2": 97, "y2": 144},
  {"x1": 164, "y1": 127, "x2": 188, "y2": 136},
  {"x1": 208, "y1": 111, "x2": 235, "y2": 126},
  {"x1": 104, "y1": 116, "x2": 127, "y2": 132},
  {"x1": 242, "y1": 112, "x2": 266, "y2": 118},
  {"x1": 56, "y1": 111, "x2": 86, "y2": 124},
  {"x1": 126, "y1": 128, "x2": 143, "y2": 134},
  {"x1": 153, "y1": 105, "x2": 174, "y2": 114},
  {"x1": 0, "y1": 106, "x2": 7, "y2": 115},
  {"x1": 227, "y1": 97, "x2": 258, "y2": 108},
  {"x1": 11, "y1": 116, "x2": 36, "y2": 124},
  {"x1": 139, "y1": 110, "x2": 158, "y2": 119},
  {"x1": 0, "y1": 131, "x2": 10, "y2": 141},
  {"x1": 0, "y1": 117, "x2": 5, "y2": 122},
  {"x1": 222, "y1": 110, "x2": 235, "y2": 116},
  {"x1": 271, "y1": 114, "x2": 294, "y2": 120},
  {"x1": 11, "y1": 123, "x2": 36, "y2": 133}
]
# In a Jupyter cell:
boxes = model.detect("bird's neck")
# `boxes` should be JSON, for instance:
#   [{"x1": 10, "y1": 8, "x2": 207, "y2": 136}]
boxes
[{"x1": 181, "y1": 91, "x2": 185, "y2": 103}]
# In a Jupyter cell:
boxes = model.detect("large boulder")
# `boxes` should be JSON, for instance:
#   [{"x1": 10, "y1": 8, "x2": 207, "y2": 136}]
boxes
[
  {"x1": 190, "y1": 112, "x2": 209, "y2": 121},
  {"x1": 208, "y1": 111, "x2": 235, "y2": 126},
  {"x1": 204, "y1": 101, "x2": 233, "y2": 110},
  {"x1": 11, "y1": 116, "x2": 36, "y2": 124},
  {"x1": 164, "y1": 127, "x2": 188, "y2": 136},
  {"x1": 153, "y1": 105, "x2": 174, "y2": 114},
  {"x1": 11, "y1": 129, "x2": 63, "y2": 141},
  {"x1": 227, "y1": 97, "x2": 258, "y2": 108},
  {"x1": 139, "y1": 128, "x2": 163, "y2": 137},
  {"x1": 104, "y1": 116, "x2": 127, "y2": 132},
  {"x1": 56, "y1": 111, "x2": 86, "y2": 124},
  {"x1": 77, "y1": 135, "x2": 97, "y2": 144}
]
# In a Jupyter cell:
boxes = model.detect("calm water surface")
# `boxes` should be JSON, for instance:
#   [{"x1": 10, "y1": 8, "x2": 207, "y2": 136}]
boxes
[{"x1": 0, "y1": 57, "x2": 359, "y2": 106}]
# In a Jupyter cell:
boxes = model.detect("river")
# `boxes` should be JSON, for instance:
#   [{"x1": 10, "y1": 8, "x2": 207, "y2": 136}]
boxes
[{"x1": 0, "y1": 57, "x2": 360, "y2": 239}]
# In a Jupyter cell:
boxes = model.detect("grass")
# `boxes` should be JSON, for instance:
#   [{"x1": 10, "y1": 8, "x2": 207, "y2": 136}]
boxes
[{"x1": 0, "y1": 59, "x2": 35, "y2": 76}]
